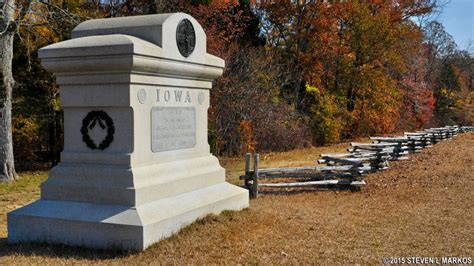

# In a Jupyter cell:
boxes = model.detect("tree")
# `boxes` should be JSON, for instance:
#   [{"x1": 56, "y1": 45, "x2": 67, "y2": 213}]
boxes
[
  {"x1": 257, "y1": 1, "x2": 438, "y2": 140},
  {"x1": 1, "y1": 0, "x2": 87, "y2": 181},
  {"x1": 423, "y1": 20, "x2": 458, "y2": 88},
  {"x1": 258, "y1": 1, "x2": 328, "y2": 110},
  {"x1": 434, "y1": 63, "x2": 462, "y2": 124},
  {"x1": 422, "y1": 20, "x2": 474, "y2": 126},
  {"x1": 398, "y1": 45, "x2": 435, "y2": 130},
  {"x1": 212, "y1": 46, "x2": 310, "y2": 155},
  {"x1": 0, "y1": 0, "x2": 19, "y2": 181}
]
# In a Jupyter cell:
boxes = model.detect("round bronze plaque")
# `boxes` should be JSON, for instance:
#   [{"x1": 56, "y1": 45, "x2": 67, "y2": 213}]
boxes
[{"x1": 176, "y1": 19, "x2": 196, "y2": 57}]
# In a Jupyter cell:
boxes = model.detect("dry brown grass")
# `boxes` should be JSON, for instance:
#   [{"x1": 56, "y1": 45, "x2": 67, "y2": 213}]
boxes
[{"x1": 0, "y1": 134, "x2": 472, "y2": 264}]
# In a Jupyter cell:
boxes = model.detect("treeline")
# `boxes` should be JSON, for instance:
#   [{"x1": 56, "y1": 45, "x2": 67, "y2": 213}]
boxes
[{"x1": 10, "y1": 0, "x2": 474, "y2": 169}]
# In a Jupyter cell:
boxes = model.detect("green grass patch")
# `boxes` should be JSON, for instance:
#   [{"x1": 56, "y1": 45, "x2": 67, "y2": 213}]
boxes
[
  {"x1": 0, "y1": 171, "x2": 48, "y2": 195},
  {"x1": 0, "y1": 171, "x2": 48, "y2": 236}
]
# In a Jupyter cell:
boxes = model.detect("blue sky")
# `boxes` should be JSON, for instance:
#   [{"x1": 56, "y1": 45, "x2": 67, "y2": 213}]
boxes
[{"x1": 437, "y1": 0, "x2": 474, "y2": 50}]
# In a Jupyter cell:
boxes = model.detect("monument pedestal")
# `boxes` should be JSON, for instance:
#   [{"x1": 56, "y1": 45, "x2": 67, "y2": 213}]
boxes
[
  {"x1": 8, "y1": 13, "x2": 248, "y2": 251},
  {"x1": 8, "y1": 182, "x2": 246, "y2": 250}
]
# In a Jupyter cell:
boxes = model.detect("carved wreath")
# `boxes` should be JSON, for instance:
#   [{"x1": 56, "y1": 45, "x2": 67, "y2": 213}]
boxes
[{"x1": 80, "y1": 110, "x2": 115, "y2": 150}]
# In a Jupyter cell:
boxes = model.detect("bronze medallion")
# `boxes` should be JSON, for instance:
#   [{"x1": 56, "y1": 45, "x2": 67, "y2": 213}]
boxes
[{"x1": 176, "y1": 19, "x2": 196, "y2": 57}]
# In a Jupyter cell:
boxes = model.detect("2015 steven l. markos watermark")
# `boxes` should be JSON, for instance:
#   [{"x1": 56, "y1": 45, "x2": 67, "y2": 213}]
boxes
[{"x1": 383, "y1": 256, "x2": 472, "y2": 264}]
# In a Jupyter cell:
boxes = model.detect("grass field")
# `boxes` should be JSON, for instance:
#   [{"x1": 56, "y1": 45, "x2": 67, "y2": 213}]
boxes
[{"x1": 0, "y1": 133, "x2": 472, "y2": 264}]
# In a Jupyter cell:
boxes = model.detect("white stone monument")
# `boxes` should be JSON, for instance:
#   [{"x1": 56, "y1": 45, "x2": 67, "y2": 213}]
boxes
[{"x1": 8, "y1": 13, "x2": 249, "y2": 251}]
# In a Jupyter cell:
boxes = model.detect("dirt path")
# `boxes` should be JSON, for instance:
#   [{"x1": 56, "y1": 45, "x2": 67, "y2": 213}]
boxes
[{"x1": 0, "y1": 133, "x2": 472, "y2": 264}]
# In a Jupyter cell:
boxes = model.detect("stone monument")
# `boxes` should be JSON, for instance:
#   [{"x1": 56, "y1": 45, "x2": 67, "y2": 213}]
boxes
[{"x1": 8, "y1": 13, "x2": 249, "y2": 251}]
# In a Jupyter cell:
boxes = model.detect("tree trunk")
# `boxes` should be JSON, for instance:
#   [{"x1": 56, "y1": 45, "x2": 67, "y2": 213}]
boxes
[
  {"x1": 347, "y1": 87, "x2": 355, "y2": 112},
  {"x1": 0, "y1": 0, "x2": 18, "y2": 181}
]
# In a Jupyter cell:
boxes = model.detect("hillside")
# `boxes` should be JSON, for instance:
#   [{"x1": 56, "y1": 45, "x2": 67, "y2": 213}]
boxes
[{"x1": 0, "y1": 133, "x2": 472, "y2": 264}]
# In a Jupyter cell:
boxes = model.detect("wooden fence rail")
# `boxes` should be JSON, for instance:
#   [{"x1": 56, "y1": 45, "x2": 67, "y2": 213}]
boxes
[{"x1": 241, "y1": 125, "x2": 469, "y2": 198}]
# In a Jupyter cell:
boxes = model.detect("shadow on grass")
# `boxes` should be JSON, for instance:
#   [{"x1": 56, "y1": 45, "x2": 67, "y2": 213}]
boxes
[
  {"x1": 257, "y1": 185, "x2": 361, "y2": 196},
  {"x1": 0, "y1": 237, "x2": 136, "y2": 260}
]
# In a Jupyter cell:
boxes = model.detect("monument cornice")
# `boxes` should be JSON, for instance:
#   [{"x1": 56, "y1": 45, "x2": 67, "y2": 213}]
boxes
[{"x1": 39, "y1": 36, "x2": 224, "y2": 81}]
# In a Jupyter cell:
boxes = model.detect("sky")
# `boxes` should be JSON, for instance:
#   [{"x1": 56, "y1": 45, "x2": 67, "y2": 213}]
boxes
[{"x1": 437, "y1": 0, "x2": 474, "y2": 50}]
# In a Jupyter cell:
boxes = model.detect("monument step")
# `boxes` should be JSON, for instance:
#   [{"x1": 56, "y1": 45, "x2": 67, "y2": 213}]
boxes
[
  {"x1": 41, "y1": 168, "x2": 224, "y2": 206},
  {"x1": 8, "y1": 182, "x2": 248, "y2": 251}
]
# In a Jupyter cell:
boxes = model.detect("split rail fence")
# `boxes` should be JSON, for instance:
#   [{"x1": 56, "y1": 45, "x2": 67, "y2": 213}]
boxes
[{"x1": 241, "y1": 125, "x2": 473, "y2": 198}]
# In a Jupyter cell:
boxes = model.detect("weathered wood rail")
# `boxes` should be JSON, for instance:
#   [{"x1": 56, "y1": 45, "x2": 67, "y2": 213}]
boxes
[
  {"x1": 460, "y1": 126, "x2": 474, "y2": 132},
  {"x1": 241, "y1": 153, "x2": 367, "y2": 198},
  {"x1": 241, "y1": 125, "x2": 468, "y2": 198}
]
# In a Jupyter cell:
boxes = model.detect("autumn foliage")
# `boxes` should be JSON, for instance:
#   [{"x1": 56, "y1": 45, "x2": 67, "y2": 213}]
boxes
[{"x1": 9, "y1": 0, "x2": 474, "y2": 166}]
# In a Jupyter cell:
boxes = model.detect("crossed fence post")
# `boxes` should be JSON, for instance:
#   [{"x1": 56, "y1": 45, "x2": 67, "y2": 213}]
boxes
[
  {"x1": 252, "y1": 154, "x2": 259, "y2": 198},
  {"x1": 244, "y1": 153, "x2": 251, "y2": 189},
  {"x1": 244, "y1": 153, "x2": 259, "y2": 198}
]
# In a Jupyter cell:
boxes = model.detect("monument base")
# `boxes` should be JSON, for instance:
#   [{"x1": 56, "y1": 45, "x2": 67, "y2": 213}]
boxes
[{"x1": 8, "y1": 182, "x2": 248, "y2": 251}]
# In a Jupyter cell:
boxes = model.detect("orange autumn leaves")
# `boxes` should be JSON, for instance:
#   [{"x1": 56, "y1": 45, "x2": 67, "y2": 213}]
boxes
[
  {"x1": 12, "y1": 0, "x2": 469, "y2": 159},
  {"x1": 260, "y1": 1, "x2": 437, "y2": 143},
  {"x1": 178, "y1": 1, "x2": 450, "y2": 152}
]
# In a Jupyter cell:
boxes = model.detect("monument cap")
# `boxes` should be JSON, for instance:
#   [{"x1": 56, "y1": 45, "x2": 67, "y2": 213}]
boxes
[
  {"x1": 40, "y1": 13, "x2": 223, "y2": 70},
  {"x1": 72, "y1": 13, "x2": 205, "y2": 58}
]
